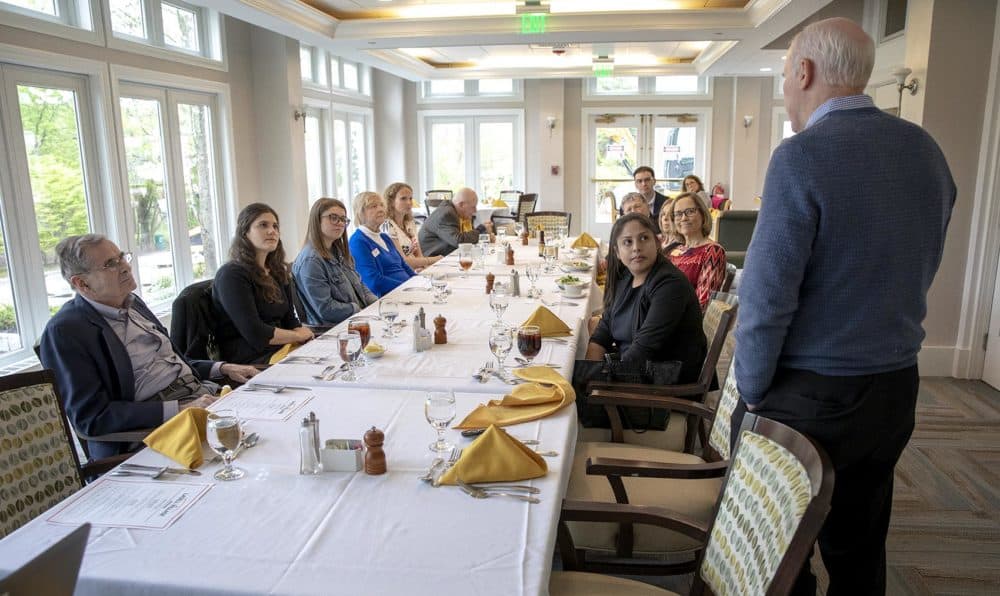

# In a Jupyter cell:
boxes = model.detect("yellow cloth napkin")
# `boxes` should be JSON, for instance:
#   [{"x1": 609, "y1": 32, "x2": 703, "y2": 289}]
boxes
[
  {"x1": 438, "y1": 424, "x2": 547, "y2": 485},
  {"x1": 454, "y1": 366, "x2": 575, "y2": 429},
  {"x1": 571, "y1": 233, "x2": 599, "y2": 249},
  {"x1": 521, "y1": 306, "x2": 572, "y2": 337},
  {"x1": 459, "y1": 217, "x2": 474, "y2": 233},
  {"x1": 143, "y1": 407, "x2": 209, "y2": 468},
  {"x1": 268, "y1": 342, "x2": 300, "y2": 365},
  {"x1": 491, "y1": 199, "x2": 509, "y2": 208}
]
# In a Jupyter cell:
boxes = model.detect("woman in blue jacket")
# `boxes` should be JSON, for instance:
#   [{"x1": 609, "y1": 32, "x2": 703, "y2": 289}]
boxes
[
  {"x1": 348, "y1": 191, "x2": 416, "y2": 297},
  {"x1": 293, "y1": 197, "x2": 377, "y2": 326}
]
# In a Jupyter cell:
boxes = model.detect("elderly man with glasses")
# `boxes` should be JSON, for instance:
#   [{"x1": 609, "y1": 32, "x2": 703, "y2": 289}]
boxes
[{"x1": 39, "y1": 234, "x2": 258, "y2": 459}]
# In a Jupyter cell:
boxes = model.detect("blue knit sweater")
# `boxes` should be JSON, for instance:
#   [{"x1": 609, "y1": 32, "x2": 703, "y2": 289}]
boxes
[{"x1": 734, "y1": 105, "x2": 955, "y2": 404}]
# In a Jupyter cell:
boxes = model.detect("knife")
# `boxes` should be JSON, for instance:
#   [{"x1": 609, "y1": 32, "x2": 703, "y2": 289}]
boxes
[{"x1": 120, "y1": 463, "x2": 201, "y2": 476}]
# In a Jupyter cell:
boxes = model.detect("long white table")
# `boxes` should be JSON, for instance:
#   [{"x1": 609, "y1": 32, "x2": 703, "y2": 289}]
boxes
[{"x1": 0, "y1": 238, "x2": 601, "y2": 596}]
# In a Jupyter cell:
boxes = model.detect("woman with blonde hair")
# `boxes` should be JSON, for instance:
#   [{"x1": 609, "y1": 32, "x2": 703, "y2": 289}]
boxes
[
  {"x1": 293, "y1": 198, "x2": 377, "y2": 326},
  {"x1": 665, "y1": 192, "x2": 726, "y2": 309},
  {"x1": 382, "y1": 182, "x2": 441, "y2": 271},
  {"x1": 349, "y1": 191, "x2": 416, "y2": 296}
]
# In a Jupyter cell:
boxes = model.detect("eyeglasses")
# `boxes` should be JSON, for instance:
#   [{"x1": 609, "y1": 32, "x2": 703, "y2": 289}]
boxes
[
  {"x1": 94, "y1": 252, "x2": 133, "y2": 271},
  {"x1": 673, "y1": 208, "x2": 700, "y2": 220},
  {"x1": 324, "y1": 214, "x2": 351, "y2": 225}
]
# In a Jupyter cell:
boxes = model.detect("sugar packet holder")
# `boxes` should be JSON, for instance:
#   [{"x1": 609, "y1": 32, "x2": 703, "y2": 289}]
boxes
[{"x1": 322, "y1": 438, "x2": 364, "y2": 472}]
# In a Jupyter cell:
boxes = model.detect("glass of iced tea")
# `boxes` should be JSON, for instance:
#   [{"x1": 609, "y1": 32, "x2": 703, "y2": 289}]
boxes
[
  {"x1": 517, "y1": 325, "x2": 542, "y2": 365},
  {"x1": 458, "y1": 243, "x2": 474, "y2": 278},
  {"x1": 207, "y1": 410, "x2": 244, "y2": 481},
  {"x1": 347, "y1": 317, "x2": 371, "y2": 366}
]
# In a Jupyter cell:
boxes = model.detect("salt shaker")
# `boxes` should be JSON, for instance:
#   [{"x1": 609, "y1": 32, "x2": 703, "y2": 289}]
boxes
[
  {"x1": 299, "y1": 418, "x2": 323, "y2": 475},
  {"x1": 509, "y1": 270, "x2": 521, "y2": 297},
  {"x1": 309, "y1": 411, "x2": 320, "y2": 456}
]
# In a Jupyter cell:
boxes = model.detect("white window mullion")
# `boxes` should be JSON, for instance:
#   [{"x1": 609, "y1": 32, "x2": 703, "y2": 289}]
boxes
[
  {"x1": 147, "y1": 0, "x2": 164, "y2": 47},
  {"x1": 163, "y1": 89, "x2": 193, "y2": 286}
]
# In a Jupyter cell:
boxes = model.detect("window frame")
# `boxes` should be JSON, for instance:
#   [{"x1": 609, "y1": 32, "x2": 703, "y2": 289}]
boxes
[
  {"x1": 0, "y1": 0, "x2": 102, "y2": 45},
  {"x1": 584, "y1": 75, "x2": 711, "y2": 101},
  {"x1": 418, "y1": 79, "x2": 523, "y2": 104},
  {"x1": 104, "y1": 0, "x2": 226, "y2": 70},
  {"x1": 878, "y1": 0, "x2": 907, "y2": 43},
  {"x1": 300, "y1": 95, "x2": 374, "y2": 204},
  {"x1": 417, "y1": 108, "x2": 525, "y2": 199}
]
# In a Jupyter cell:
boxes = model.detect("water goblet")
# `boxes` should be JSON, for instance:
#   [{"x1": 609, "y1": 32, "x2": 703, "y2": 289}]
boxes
[
  {"x1": 338, "y1": 330, "x2": 362, "y2": 381},
  {"x1": 472, "y1": 245, "x2": 485, "y2": 269},
  {"x1": 489, "y1": 283, "x2": 509, "y2": 323},
  {"x1": 496, "y1": 227, "x2": 508, "y2": 246},
  {"x1": 432, "y1": 274, "x2": 449, "y2": 304},
  {"x1": 525, "y1": 264, "x2": 541, "y2": 298},
  {"x1": 425, "y1": 392, "x2": 456, "y2": 453},
  {"x1": 543, "y1": 245, "x2": 559, "y2": 273},
  {"x1": 514, "y1": 221, "x2": 525, "y2": 239},
  {"x1": 458, "y1": 243, "x2": 474, "y2": 278},
  {"x1": 379, "y1": 299, "x2": 399, "y2": 338},
  {"x1": 517, "y1": 325, "x2": 542, "y2": 365},
  {"x1": 207, "y1": 409, "x2": 245, "y2": 481},
  {"x1": 489, "y1": 324, "x2": 514, "y2": 376}
]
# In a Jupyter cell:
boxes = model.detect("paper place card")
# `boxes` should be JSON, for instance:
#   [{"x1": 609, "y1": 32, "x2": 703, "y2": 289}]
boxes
[
  {"x1": 214, "y1": 391, "x2": 314, "y2": 421},
  {"x1": 47, "y1": 480, "x2": 212, "y2": 530}
]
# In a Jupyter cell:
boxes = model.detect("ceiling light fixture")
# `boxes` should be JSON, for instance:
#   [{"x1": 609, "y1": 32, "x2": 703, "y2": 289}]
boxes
[{"x1": 759, "y1": 67, "x2": 772, "y2": 72}]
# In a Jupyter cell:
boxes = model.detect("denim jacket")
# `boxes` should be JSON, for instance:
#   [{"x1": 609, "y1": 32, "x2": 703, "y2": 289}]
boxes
[{"x1": 291, "y1": 244, "x2": 377, "y2": 326}]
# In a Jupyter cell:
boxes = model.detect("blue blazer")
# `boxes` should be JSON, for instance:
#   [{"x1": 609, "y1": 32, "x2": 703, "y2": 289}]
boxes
[
  {"x1": 39, "y1": 294, "x2": 213, "y2": 458},
  {"x1": 348, "y1": 229, "x2": 416, "y2": 297}
]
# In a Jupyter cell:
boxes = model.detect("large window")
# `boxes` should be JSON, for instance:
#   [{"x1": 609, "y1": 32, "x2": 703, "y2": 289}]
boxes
[
  {"x1": 420, "y1": 79, "x2": 522, "y2": 102},
  {"x1": 0, "y1": 0, "x2": 93, "y2": 28},
  {"x1": 419, "y1": 111, "x2": 523, "y2": 201},
  {"x1": 108, "y1": 0, "x2": 222, "y2": 62},
  {"x1": 300, "y1": 46, "x2": 370, "y2": 97},
  {"x1": 301, "y1": 102, "x2": 373, "y2": 203},
  {"x1": 585, "y1": 75, "x2": 708, "y2": 99},
  {"x1": 118, "y1": 83, "x2": 223, "y2": 305},
  {"x1": 584, "y1": 109, "x2": 709, "y2": 238},
  {"x1": 0, "y1": 64, "x2": 104, "y2": 360}
]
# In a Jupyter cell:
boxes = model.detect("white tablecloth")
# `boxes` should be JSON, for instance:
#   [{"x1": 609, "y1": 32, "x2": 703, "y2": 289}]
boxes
[{"x1": 0, "y1": 387, "x2": 578, "y2": 595}]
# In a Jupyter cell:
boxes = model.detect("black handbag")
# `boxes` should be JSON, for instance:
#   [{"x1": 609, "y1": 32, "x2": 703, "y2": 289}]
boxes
[{"x1": 572, "y1": 355, "x2": 682, "y2": 432}]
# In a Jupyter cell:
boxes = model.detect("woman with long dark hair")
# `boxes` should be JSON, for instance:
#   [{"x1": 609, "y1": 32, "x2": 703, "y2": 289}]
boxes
[
  {"x1": 293, "y1": 198, "x2": 376, "y2": 326},
  {"x1": 213, "y1": 203, "x2": 313, "y2": 364},
  {"x1": 586, "y1": 213, "x2": 706, "y2": 383}
]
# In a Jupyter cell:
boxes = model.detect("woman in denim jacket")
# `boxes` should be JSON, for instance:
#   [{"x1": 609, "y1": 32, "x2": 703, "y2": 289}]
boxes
[{"x1": 292, "y1": 198, "x2": 376, "y2": 326}]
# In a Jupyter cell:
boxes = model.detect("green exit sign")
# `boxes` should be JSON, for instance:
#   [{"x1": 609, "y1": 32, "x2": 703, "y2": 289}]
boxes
[
  {"x1": 520, "y1": 14, "x2": 546, "y2": 34},
  {"x1": 593, "y1": 64, "x2": 614, "y2": 78}
]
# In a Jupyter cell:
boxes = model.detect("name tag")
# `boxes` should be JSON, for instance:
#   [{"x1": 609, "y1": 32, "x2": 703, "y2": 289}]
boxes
[{"x1": 371, "y1": 248, "x2": 380, "y2": 257}]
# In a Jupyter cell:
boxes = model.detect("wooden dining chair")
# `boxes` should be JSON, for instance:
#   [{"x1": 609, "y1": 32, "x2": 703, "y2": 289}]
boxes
[
  {"x1": 561, "y1": 355, "x2": 742, "y2": 575},
  {"x1": 552, "y1": 413, "x2": 834, "y2": 595},
  {"x1": 424, "y1": 189, "x2": 453, "y2": 215},
  {"x1": 525, "y1": 210, "x2": 571, "y2": 235},
  {"x1": 0, "y1": 370, "x2": 125, "y2": 538}
]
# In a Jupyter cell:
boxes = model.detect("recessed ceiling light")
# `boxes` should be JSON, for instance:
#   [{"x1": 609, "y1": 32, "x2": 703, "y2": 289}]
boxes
[{"x1": 760, "y1": 67, "x2": 772, "y2": 72}]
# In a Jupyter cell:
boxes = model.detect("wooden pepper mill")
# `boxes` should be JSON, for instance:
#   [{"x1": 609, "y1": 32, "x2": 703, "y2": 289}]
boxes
[
  {"x1": 485, "y1": 272, "x2": 495, "y2": 294},
  {"x1": 520, "y1": 229, "x2": 529, "y2": 245},
  {"x1": 363, "y1": 426, "x2": 386, "y2": 475},
  {"x1": 433, "y1": 315, "x2": 447, "y2": 344},
  {"x1": 505, "y1": 244, "x2": 515, "y2": 266}
]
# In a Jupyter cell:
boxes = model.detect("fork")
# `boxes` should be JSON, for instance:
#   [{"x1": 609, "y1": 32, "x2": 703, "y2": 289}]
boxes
[
  {"x1": 474, "y1": 361, "x2": 494, "y2": 383},
  {"x1": 456, "y1": 477, "x2": 540, "y2": 503},
  {"x1": 431, "y1": 447, "x2": 463, "y2": 487},
  {"x1": 541, "y1": 298, "x2": 580, "y2": 308}
]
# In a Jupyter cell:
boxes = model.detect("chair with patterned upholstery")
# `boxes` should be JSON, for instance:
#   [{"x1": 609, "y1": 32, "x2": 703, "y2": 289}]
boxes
[
  {"x1": 560, "y1": 356, "x2": 744, "y2": 575},
  {"x1": 524, "y1": 210, "x2": 571, "y2": 236},
  {"x1": 424, "y1": 189, "x2": 453, "y2": 215},
  {"x1": 515, "y1": 193, "x2": 537, "y2": 224},
  {"x1": 552, "y1": 413, "x2": 834, "y2": 595},
  {"x1": 580, "y1": 292, "x2": 738, "y2": 454},
  {"x1": 0, "y1": 370, "x2": 121, "y2": 539}
]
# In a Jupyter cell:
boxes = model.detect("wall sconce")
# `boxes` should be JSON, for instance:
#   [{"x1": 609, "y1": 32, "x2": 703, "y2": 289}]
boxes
[
  {"x1": 892, "y1": 66, "x2": 919, "y2": 114},
  {"x1": 546, "y1": 115, "x2": 557, "y2": 137},
  {"x1": 743, "y1": 115, "x2": 754, "y2": 128}
]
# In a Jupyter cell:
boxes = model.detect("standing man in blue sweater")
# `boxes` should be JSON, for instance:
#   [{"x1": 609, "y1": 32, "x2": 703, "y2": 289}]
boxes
[{"x1": 733, "y1": 18, "x2": 955, "y2": 595}]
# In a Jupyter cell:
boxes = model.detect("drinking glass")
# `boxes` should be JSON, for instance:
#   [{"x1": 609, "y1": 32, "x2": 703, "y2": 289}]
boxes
[
  {"x1": 458, "y1": 243, "x2": 474, "y2": 278},
  {"x1": 517, "y1": 325, "x2": 542, "y2": 365},
  {"x1": 347, "y1": 318, "x2": 371, "y2": 367},
  {"x1": 496, "y1": 227, "x2": 508, "y2": 246},
  {"x1": 557, "y1": 225, "x2": 569, "y2": 247},
  {"x1": 514, "y1": 221, "x2": 525, "y2": 239},
  {"x1": 207, "y1": 409, "x2": 245, "y2": 481},
  {"x1": 379, "y1": 300, "x2": 399, "y2": 338},
  {"x1": 489, "y1": 324, "x2": 514, "y2": 376},
  {"x1": 525, "y1": 263, "x2": 541, "y2": 298},
  {"x1": 431, "y1": 274, "x2": 449, "y2": 304},
  {"x1": 489, "y1": 283, "x2": 509, "y2": 323},
  {"x1": 425, "y1": 392, "x2": 456, "y2": 453},
  {"x1": 338, "y1": 330, "x2": 363, "y2": 381},
  {"x1": 543, "y1": 245, "x2": 559, "y2": 273},
  {"x1": 472, "y1": 245, "x2": 485, "y2": 269},
  {"x1": 478, "y1": 233, "x2": 490, "y2": 248}
]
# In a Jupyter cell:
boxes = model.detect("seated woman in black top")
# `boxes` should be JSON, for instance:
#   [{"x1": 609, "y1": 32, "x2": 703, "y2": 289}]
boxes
[
  {"x1": 213, "y1": 203, "x2": 314, "y2": 364},
  {"x1": 586, "y1": 213, "x2": 706, "y2": 384}
]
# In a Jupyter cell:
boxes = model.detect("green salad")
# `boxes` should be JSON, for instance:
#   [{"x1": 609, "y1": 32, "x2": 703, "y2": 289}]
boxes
[{"x1": 558, "y1": 275, "x2": 582, "y2": 285}]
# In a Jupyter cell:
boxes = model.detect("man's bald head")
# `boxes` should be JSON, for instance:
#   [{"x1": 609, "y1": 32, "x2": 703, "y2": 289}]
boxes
[
  {"x1": 790, "y1": 17, "x2": 874, "y2": 93},
  {"x1": 453, "y1": 187, "x2": 479, "y2": 218}
]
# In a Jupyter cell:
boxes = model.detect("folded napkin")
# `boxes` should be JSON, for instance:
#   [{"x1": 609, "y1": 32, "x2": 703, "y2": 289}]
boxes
[
  {"x1": 143, "y1": 407, "x2": 209, "y2": 468},
  {"x1": 268, "y1": 342, "x2": 300, "y2": 365},
  {"x1": 522, "y1": 306, "x2": 572, "y2": 337},
  {"x1": 491, "y1": 199, "x2": 509, "y2": 208},
  {"x1": 455, "y1": 366, "x2": 575, "y2": 429},
  {"x1": 438, "y1": 424, "x2": 547, "y2": 485},
  {"x1": 571, "y1": 233, "x2": 598, "y2": 249}
]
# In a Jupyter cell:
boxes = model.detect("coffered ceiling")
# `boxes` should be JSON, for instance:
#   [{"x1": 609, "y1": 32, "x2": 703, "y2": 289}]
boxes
[{"x1": 204, "y1": 0, "x2": 840, "y2": 80}]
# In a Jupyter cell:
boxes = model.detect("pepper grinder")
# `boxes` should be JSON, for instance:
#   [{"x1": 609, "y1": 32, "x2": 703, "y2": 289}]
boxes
[
  {"x1": 364, "y1": 426, "x2": 386, "y2": 475},
  {"x1": 505, "y1": 244, "x2": 515, "y2": 266},
  {"x1": 433, "y1": 315, "x2": 447, "y2": 344},
  {"x1": 485, "y1": 272, "x2": 495, "y2": 294}
]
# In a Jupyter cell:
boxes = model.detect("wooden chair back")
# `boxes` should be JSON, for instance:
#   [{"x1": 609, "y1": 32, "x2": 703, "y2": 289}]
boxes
[{"x1": 525, "y1": 211, "x2": 571, "y2": 235}]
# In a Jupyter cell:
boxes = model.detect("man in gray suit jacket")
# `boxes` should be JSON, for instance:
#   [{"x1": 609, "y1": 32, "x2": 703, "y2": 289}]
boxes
[{"x1": 418, "y1": 187, "x2": 494, "y2": 256}]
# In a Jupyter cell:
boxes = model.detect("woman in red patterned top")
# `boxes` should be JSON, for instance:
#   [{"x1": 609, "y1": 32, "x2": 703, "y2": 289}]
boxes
[{"x1": 665, "y1": 192, "x2": 726, "y2": 309}]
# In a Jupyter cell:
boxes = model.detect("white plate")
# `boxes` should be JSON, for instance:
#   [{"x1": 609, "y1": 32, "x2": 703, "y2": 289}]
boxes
[{"x1": 560, "y1": 261, "x2": 593, "y2": 273}]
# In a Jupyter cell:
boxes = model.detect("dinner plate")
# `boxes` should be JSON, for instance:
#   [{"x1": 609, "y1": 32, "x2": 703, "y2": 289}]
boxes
[{"x1": 560, "y1": 261, "x2": 593, "y2": 273}]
